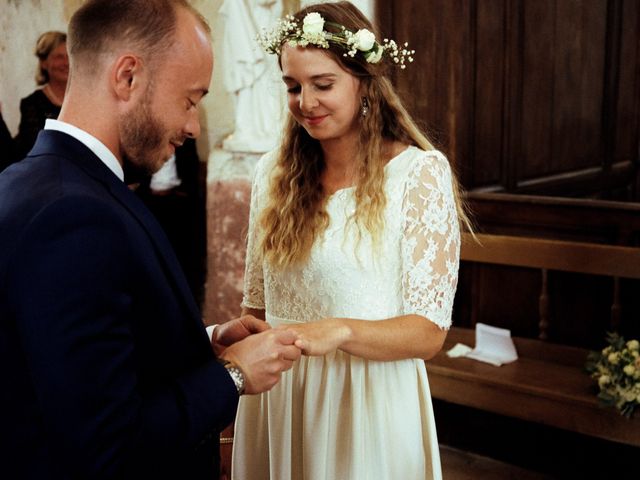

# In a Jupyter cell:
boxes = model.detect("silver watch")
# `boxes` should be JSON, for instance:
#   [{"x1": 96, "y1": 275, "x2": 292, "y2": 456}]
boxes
[{"x1": 219, "y1": 359, "x2": 245, "y2": 395}]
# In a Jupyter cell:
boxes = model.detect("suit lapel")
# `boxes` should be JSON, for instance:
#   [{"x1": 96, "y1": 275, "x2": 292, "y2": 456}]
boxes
[
  {"x1": 31, "y1": 130, "x2": 205, "y2": 335},
  {"x1": 108, "y1": 176, "x2": 203, "y2": 323}
]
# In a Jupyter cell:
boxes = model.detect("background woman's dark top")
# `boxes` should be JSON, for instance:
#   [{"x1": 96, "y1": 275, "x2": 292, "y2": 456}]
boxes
[
  {"x1": 14, "y1": 89, "x2": 61, "y2": 160},
  {"x1": 0, "y1": 111, "x2": 17, "y2": 171}
]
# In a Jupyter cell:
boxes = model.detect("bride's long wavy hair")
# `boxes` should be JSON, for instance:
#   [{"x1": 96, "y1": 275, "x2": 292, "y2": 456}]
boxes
[{"x1": 260, "y1": 1, "x2": 470, "y2": 269}]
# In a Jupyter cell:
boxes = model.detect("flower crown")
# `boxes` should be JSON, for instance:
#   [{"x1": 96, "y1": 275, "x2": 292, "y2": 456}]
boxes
[{"x1": 256, "y1": 12, "x2": 415, "y2": 69}]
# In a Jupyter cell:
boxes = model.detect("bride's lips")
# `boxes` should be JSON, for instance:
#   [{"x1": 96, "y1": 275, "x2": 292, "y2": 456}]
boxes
[{"x1": 304, "y1": 115, "x2": 328, "y2": 126}]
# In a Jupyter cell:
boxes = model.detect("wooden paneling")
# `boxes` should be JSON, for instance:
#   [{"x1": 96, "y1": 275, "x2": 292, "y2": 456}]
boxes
[
  {"x1": 615, "y1": 0, "x2": 640, "y2": 166},
  {"x1": 520, "y1": 0, "x2": 554, "y2": 180},
  {"x1": 550, "y1": 0, "x2": 606, "y2": 174},
  {"x1": 381, "y1": 0, "x2": 473, "y2": 172},
  {"x1": 377, "y1": 0, "x2": 640, "y2": 199},
  {"x1": 474, "y1": 0, "x2": 506, "y2": 188}
]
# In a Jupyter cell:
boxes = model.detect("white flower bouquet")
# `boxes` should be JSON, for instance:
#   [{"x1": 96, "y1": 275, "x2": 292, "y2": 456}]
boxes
[{"x1": 585, "y1": 332, "x2": 640, "y2": 418}]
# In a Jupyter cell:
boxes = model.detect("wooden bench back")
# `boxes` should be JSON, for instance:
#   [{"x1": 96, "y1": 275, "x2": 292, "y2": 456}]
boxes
[
  {"x1": 462, "y1": 233, "x2": 640, "y2": 279},
  {"x1": 460, "y1": 233, "x2": 640, "y2": 339}
]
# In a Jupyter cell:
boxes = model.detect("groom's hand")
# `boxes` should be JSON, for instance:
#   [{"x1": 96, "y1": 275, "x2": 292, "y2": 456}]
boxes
[
  {"x1": 211, "y1": 315, "x2": 270, "y2": 355},
  {"x1": 220, "y1": 329, "x2": 302, "y2": 394}
]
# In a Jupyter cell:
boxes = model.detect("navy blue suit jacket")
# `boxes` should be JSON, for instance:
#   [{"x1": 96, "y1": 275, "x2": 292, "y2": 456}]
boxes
[{"x1": 0, "y1": 130, "x2": 238, "y2": 479}]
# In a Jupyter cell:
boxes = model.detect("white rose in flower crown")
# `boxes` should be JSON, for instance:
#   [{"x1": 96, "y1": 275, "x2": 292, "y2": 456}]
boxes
[
  {"x1": 608, "y1": 352, "x2": 620, "y2": 364},
  {"x1": 353, "y1": 29, "x2": 376, "y2": 51},
  {"x1": 627, "y1": 339, "x2": 640, "y2": 351},
  {"x1": 624, "y1": 364, "x2": 636, "y2": 376},
  {"x1": 302, "y1": 12, "x2": 325, "y2": 35}
]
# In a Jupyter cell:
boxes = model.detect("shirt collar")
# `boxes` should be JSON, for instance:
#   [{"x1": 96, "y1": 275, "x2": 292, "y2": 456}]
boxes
[{"x1": 44, "y1": 119, "x2": 125, "y2": 182}]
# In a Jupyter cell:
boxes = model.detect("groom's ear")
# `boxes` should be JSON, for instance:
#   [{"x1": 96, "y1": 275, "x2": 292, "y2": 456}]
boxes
[{"x1": 111, "y1": 54, "x2": 146, "y2": 102}]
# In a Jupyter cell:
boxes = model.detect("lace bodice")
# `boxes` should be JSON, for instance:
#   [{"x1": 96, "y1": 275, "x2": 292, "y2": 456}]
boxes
[{"x1": 242, "y1": 146, "x2": 460, "y2": 329}]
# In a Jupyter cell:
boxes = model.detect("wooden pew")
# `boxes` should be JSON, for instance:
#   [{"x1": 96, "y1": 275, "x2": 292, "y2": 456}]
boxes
[
  {"x1": 428, "y1": 233, "x2": 640, "y2": 446},
  {"x1": 465, "y1": 192, "x2": 640, "y2": 245}
]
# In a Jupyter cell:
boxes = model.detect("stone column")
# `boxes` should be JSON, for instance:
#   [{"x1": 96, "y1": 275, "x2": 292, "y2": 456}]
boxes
[{"x1": 203, "y1": 149, "x2": 261, "y2": 324}]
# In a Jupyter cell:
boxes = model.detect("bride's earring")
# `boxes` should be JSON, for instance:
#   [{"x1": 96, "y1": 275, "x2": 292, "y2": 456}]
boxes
[{"x1": 360, "y1": 97, "x2": 369, "y2": 117}]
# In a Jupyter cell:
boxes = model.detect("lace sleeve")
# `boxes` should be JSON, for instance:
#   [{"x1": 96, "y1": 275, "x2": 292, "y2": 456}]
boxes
[
  {"x1": 400, "y1": 151, "x2": 461, "y2": 329},
  {"x1": 241, "y1": 158, "x2": 267, "y2": 310}
]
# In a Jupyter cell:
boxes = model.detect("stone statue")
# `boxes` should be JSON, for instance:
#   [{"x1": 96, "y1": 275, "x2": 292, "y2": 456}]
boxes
[{"x1": 219, "y1": 0, "x2": 285, "y2": 153}]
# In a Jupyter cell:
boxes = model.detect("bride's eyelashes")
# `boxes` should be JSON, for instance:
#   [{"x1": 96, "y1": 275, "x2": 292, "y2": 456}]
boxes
[{"x1": 286, "y1": 83, "x2": 334, "y2": 94}]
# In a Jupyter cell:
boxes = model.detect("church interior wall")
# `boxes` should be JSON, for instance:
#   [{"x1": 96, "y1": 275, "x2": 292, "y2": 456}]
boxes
[
  {"x1": 0, "y1": 0, "x2": 235, "y2": 161},
  {"x1": 0, "y1": 0, "x2": 68, "y2": 138},
  {"x1": 0, "y1": 0, "x2": 373, "y2": 161}
]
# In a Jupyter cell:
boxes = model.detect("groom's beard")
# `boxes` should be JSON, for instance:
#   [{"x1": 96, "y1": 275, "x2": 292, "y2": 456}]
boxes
[{"x1": 119, "y1": 88, "x2": 174, "y2": 184}]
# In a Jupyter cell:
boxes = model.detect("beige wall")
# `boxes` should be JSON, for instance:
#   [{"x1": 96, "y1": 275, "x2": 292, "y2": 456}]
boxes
[
  {"x1": 192, "y1": 0, "x2": 235, "y2": 156},
  {"x1": 0, "y1": 0, "x2": 235, "y2": 158},
  {"x1": 0, "y1": 0, "x2": 68, "y2": 136}
]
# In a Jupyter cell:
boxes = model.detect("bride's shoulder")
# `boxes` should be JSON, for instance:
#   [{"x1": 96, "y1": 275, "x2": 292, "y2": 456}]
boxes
[
  {"x1": 403, "y1": 148, "x2": 452, "y2": 177},
  {"x1": 252, "y1": 149, "x2": 279, "y2": 184},
  {"x1": 387, "y1": 145, "x2": 448, "y2": 175},
  {"x1": 409, "y1": 146, "x2": 448, "y2": 164},
  {"x1": 256, "y1": 149, "x2": 278, "y2": 171}
]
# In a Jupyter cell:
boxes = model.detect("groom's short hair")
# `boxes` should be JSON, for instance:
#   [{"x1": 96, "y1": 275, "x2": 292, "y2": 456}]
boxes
[{"x1": 67, "y1": 0, "x2": 210, "y2": 77}]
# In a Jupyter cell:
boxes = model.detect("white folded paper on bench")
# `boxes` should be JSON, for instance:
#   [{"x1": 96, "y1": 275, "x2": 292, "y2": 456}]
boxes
[
  {"x1": 446, "y1": 323, "x2": 518, "y2": 366},
  {"x1": 446, "y1": 343, "x2": 472, "y2": 358},
  {"x1": 466, "y1": 323, "x2": 518, "y2": 366}
]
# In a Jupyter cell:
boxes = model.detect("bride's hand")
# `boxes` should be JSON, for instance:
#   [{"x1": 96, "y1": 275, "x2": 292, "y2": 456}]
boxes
[{"x1": 279, "y1": 319, "x2": 351, "y2": 356}]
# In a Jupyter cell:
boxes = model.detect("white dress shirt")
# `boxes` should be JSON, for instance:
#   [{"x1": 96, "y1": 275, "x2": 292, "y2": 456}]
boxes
[{"x1": 150, "y1": 154, "x2": 182, "y2": 191}]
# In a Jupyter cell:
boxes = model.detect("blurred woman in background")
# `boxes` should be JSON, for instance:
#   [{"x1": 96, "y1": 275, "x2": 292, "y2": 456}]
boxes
[{"x1": 14, "y1": 31, "x2": 68, "y2": 159}]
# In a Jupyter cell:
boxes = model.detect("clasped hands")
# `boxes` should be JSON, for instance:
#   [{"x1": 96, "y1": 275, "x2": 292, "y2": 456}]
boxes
[{"x1": 212, "y1": 316, "x2": 349, "y2": 394}]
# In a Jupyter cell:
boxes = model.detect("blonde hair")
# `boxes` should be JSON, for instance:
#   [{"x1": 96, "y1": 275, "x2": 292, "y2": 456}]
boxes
[
  {"x1": 260, "y1": 1, "x2": 470, "y2": 269},
  {"x1": 35, "y1": 31, "x2": 67, "y2": 85}
]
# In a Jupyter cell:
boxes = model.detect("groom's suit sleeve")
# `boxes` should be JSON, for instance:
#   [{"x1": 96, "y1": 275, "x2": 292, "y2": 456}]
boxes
[{"x1": 6, "y1": 193, "x2": 238, "y2": 478}]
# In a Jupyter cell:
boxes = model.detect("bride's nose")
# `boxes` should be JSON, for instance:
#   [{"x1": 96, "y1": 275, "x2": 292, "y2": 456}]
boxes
[{"x1": 299, "y1": 88, "x2": 319, "y2": 113}]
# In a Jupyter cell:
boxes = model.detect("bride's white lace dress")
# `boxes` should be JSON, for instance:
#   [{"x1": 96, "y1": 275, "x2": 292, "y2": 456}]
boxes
[{"x1": 232, "y1": 146, "x2": 460, "y2": 480}]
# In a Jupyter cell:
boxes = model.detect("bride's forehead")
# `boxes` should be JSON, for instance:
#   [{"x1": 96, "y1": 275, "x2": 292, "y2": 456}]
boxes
[
  {"x1": 281, "y1": 46, "x2": 345, "y2": 76},
  {"x1": 281, "y1": 45, "x2": 337, "y2": 66}
]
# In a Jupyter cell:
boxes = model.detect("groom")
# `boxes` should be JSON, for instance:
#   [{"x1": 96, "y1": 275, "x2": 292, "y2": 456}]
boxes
[{"x1": 0, "y1": 1, "x2": 300, "y2": 478}]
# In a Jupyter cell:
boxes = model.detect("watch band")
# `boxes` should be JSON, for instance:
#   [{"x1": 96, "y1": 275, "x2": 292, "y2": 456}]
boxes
[{"x1": 219, "y1": 359, "x2": 245, "y2": 395}]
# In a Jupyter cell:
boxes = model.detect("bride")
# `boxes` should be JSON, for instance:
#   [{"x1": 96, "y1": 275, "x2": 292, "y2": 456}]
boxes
[{"x1": 231, "y1": 2, "x2": 470, "y2": 478}]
